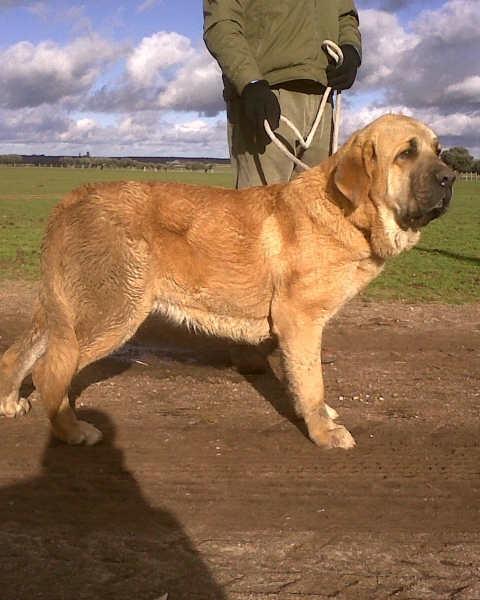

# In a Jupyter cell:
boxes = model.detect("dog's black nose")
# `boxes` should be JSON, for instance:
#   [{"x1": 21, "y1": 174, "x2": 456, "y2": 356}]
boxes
[{"x1": 436, "y1": 166, "x2": 456, "y2": 187}]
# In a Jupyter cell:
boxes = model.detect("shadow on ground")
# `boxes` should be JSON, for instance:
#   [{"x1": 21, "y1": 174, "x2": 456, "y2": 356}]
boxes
[{"x1": 0, "y1": 409, "x2": 226, "y2": 600}]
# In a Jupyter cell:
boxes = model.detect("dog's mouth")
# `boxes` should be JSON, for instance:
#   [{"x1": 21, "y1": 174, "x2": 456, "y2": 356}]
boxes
[{"x1": 399, "y1": 183, "x2": 453, "y2": 230}]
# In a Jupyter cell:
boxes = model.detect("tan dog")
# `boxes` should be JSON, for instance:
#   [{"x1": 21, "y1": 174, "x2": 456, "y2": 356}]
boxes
[{"x1": 0, "y1": 115, "x2": 455, "y2": 449}]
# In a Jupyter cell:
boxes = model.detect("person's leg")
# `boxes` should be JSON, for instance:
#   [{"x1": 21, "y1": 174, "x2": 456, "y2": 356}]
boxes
[{"x1": 293, "y1": 95, "x2": 333, "y2": 174}]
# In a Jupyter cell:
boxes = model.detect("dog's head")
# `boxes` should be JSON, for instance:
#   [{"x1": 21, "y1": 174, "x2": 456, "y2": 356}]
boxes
[{"x1": 330, "y1": 114, "x2": 455, "y2": 255}]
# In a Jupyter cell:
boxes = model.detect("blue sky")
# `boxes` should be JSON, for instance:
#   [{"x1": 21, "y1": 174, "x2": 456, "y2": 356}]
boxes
[{"x1": 1, "y1": 0, "x2": 479, "y2": 158}]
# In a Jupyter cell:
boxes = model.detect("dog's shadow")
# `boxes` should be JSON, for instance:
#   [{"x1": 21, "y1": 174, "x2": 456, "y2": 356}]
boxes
[
  {"x1": 134, "y1": 317, "x2": 309, "y2": 439},
  {"x1": 0, "y1": 408, "x2": 227, "y2": 599},
  {"x1": 244, "y1": 365, "x2": 310, "y2": 440},
  {"x1": 20, "y1": 315, "x2": 308, "y2": 441}
]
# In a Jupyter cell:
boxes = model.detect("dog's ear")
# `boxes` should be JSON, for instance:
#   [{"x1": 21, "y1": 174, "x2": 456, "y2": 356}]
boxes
[{"x1": 333, "y1": 138, "x2": 376, "y2": 207}]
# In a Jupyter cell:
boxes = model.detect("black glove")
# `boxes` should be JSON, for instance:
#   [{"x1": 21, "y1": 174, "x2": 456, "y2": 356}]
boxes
[
  {"x1": 326, "y1": 44, "x2": 361, "y2": 91},
  {"x1": 242, "y1": 80, "x2": 281, "y2": 145}
]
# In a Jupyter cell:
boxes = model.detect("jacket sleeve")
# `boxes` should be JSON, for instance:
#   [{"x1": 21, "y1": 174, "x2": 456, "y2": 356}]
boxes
[
  {"x1": 338, "y1": 0, "x2": 362, "y2": 63},
  {"x1": 203, "y1": 0, "x2": 263, "y2": 95}
]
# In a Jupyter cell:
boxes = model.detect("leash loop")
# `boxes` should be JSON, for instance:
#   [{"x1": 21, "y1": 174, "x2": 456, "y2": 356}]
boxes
[{"x1": 263, "y1": 40, "x2": 344, "y2": 171}]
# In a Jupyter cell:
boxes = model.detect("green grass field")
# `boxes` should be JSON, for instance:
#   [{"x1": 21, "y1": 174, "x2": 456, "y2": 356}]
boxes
[{"x1": 0, "y1": 166, "x2": 478, "y2": 303}]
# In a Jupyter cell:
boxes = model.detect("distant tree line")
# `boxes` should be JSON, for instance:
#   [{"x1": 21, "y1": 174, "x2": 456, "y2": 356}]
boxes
[
  {"x1": 58, "y1": 157, "x2": 213, "y2": 171},
  {"x1": 59, "y1": 156, "x2": 161, "y2": 169},
  {"x1": 0, "y1": 154, "x2": 214, "y2": 171},
  {"x1": 440, "y1": 147, "x2": 480, "y2": 173},
  {"x1": 0, "y1": 154, "x2": 23, "y2": 165}
]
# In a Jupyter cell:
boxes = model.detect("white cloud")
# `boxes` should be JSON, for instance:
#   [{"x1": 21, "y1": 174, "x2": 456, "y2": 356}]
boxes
[
  {"x1": 0, "y1": 105, "x2": 71, "y2": 144},
  {"x1": 352, "y1": 0, "x2": 480, "y2": 155},
  {"x1": 58, "y1": 117, "x2": 98, "y2": 144},
  {"x1": 0, "y1": 105, "x2": 229, "y2": 157},
  {"x1": 157, "y1": 50, "x2": 224, "y2": 115},
  {"x1": 126, "y1": 31, "x2": 195, "y2": 88},
  {"x1": 359, "y1": 0, "x2": 480, "y2": 112},
  {"x1": 445, "y1": 76, "x2": 480, "y2": 103},
  {"x1": 0, "y1": 35, "x2": 124, "y2": 108},
  {"x1": 355, "y1": 9, "x2": 419, "y2": 88},
  {"x1": 425, "y1": 111, "x2": 480, "y2": 140},
  {"x1": 87, "y1": 40, "x2": 224, "y2": 116},
  {"x1": 413, "y1": 0, "x2": 480, "y2": 44},
  {"x1": 137, "y1": 0, "x2": 162, "y2": 13}
]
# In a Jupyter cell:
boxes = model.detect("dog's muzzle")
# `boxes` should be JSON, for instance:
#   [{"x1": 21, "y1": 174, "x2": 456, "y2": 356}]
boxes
[{"x1": 401, "y1": 162, "x2": 456, "y2": 229}]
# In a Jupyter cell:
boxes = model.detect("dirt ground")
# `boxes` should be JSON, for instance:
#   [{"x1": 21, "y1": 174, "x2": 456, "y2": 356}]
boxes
[{"x1": 0, "y1": 280, "x2": 479, "y2": 600}]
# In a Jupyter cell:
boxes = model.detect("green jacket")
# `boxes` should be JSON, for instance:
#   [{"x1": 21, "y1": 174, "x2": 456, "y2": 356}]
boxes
[{"x1": 203, "y1": 0, "x2": 362, "y2": 99}]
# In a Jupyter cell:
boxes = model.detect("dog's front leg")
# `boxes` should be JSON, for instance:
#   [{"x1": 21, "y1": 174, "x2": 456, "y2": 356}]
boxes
[{"x1": 271, "y1": 303, "x2": 355, "y2": 450}]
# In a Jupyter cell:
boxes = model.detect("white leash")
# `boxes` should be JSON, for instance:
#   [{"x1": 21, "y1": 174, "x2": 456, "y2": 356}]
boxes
[{"x1": 263, "y1": 40, "x2": 343, "y2": 172}]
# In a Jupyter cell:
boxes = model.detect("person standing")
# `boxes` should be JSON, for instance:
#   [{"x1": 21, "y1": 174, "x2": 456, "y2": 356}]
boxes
[
  {"x1": 203, "y1": 0, "x2": 362, "y2": 370},
  {"x1": 203, "y1": 0, "x2": 362, "y2": 189}
]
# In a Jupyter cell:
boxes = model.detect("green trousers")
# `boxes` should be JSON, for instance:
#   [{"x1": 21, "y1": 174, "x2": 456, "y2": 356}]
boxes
[{"x1": 227, "y1": 87, "x2": 334, "y2": 189}]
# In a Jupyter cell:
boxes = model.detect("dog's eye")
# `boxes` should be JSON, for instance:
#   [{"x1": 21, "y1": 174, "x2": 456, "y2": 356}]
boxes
[
  {"x1": 397, "y1": 149, "x2": 412, "y2": 160},
  {"x1": 397, "y1": 138, "x2": 418, "y2": 161}
]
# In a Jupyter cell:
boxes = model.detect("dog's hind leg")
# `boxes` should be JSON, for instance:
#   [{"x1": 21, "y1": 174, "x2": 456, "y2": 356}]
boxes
[
  {"x1": 30, "y1": 317, "x2": 99, "y2": 445},
  {"x1": 32, "y1": 301, "x2": 153, "y2": 446},
  {"x1": 0, "y1": 310, "x2": 47, "y2": 418},
  {"x1": 32, "y1": 327, "x2": 112, "y2": 446}
]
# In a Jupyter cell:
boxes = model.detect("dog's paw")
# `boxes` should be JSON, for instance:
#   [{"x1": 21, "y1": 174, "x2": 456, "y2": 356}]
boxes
[
  {"x1": 310, "y1": 424, "x2": 356, "y2": 450},
  {"x1": 66, "y1": 421, "x2": 103, "y2": 446},
  {"x1": 0, "y1": 397, "x2": 31, "y2": 418}
]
